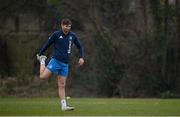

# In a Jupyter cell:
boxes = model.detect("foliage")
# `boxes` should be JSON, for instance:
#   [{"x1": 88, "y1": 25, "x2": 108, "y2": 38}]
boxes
[{"x1": 0, "y1": 0, "x2": 180, "y2": 98}]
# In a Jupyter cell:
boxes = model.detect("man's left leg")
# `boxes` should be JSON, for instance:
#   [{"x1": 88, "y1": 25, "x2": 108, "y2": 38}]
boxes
[{"x1": 57, "y1": 76, "x2": 74, "y2": 111}]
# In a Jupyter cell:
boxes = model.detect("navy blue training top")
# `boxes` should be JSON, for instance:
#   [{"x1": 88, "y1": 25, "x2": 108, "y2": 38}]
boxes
[{"x1": 38, "y1": 30, "x2": 84, "y2": 64}]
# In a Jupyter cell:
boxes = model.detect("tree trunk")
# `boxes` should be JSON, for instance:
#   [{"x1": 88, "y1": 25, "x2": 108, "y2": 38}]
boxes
[
  {"x1": 161, "y1": 0, "x2": 169, "y2": 83},
  {"x1": 175, "y1": 0, "x2": 180, "y2": 94}
]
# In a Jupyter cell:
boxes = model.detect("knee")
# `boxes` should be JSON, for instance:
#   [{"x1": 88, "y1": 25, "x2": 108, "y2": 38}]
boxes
[
  {"x1": 58, "y1": 82, "x2": 65, "y2": 89},
  {"x1": 40, "y1": 74, "x2": 48, "y2": 80}
]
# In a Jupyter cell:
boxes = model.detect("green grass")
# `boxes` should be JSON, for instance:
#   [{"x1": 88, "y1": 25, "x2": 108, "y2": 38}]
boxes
[{"x1": 0, "y1": 98, "x2": 180, "y2": 116}]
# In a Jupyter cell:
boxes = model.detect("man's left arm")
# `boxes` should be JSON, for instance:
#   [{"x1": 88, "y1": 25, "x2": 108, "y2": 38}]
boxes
[{"x1": 73, "y1": 35, "x2": 85, "y2": 66}]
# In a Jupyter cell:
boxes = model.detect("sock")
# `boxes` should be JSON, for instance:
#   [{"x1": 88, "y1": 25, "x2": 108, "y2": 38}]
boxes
[
  {"x1": 40, "y1": 59, "x2": 45, "y2": 65},
  {"x1": 61, "y1": 99, "x2": 67, "y2": 108}
]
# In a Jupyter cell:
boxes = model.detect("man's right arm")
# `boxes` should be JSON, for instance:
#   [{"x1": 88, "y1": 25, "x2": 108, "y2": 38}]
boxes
[{"x1": 38, "y1": 32, "x2": 56, "y2": 55}]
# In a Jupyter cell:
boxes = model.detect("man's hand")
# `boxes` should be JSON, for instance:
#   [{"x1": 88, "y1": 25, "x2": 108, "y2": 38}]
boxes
[{"x1": 78, "y1": 58, "x2": 84, "y2": 66}]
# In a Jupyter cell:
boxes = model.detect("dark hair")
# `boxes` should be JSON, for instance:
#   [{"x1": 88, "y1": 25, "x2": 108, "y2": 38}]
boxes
[{"x1": 61, "y1": 18, "x2": 72, "y2": 25}]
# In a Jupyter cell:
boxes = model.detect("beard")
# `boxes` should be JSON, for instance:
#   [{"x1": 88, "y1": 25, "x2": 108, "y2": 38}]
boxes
[{"x1": 63, "y1": 29, "x2": 70, "y2": 34}]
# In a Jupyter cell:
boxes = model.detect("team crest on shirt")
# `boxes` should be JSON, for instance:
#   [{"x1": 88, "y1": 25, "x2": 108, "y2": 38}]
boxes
[{"x1": 69, "y1": 36, "x2": 72, "y2": 40}]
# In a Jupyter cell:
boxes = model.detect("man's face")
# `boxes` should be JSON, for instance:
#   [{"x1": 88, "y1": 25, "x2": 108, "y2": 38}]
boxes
[{"x1": 61, "y1": 24, "x2": 71, "y2": 34}]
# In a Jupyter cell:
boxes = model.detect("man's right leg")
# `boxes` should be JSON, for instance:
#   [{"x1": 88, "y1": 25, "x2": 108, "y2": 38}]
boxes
[
  {"x1": 40, "y1": 66, "x2": 52, "y2": 79},
  {"x1": 57, "y1": 76, "x2": 74, "y2": 111},
  {"x1": 37, "y1": 54, "x2": 52, "y2": 79}
]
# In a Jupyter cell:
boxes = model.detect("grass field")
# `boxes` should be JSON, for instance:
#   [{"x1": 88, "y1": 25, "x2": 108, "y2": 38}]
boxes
[{"x1": 0, "y1": 98, "x2": 180, "y2": 116}]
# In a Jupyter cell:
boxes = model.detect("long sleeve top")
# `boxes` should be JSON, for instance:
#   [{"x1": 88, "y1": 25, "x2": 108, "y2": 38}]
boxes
[{"x1": 38, "y1": 30, "x2": 84, "y2": 64}]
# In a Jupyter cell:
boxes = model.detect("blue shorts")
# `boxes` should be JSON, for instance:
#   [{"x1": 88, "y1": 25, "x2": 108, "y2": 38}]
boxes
[{"x1": 47, "y1": 58, "x2": 69, "y2": 77}]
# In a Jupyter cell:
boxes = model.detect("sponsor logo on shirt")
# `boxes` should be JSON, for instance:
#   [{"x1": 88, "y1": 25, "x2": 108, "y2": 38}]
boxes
[
  {"x1": 68, "y1": 37, "x2": 72, "y2": 54},
  {"x1": 59, "y1": 35, "x2": 63, "y2": 39}
]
